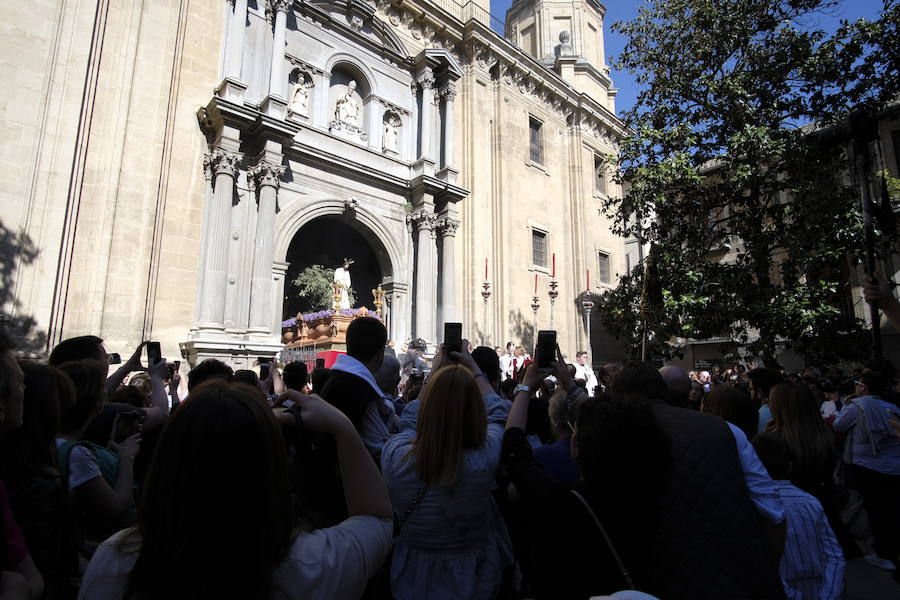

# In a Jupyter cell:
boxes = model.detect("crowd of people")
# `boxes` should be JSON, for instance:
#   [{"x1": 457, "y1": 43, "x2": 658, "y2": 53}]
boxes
[{"x1": 1, "y1": 272, "x2": 900, "y2": 599}]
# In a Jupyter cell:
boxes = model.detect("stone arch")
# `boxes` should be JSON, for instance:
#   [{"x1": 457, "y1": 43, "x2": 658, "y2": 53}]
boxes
[
  {"x1": 324, "y1": 53, "x2": 379, "y2": 97},
  {"x1": 274, "y1": 200, "x2": 404, "y2": 279}
]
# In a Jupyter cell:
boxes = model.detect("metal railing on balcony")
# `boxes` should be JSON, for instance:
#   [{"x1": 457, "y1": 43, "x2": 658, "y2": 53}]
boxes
[{"x1": 426, "y1": 0, "x2": 506, "y2": 36}]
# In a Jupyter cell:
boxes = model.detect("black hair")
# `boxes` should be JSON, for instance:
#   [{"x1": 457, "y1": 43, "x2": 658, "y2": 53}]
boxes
[
  {"x1": 187, "y1": 359, "x2": 234, "y2": 392},
  {"x1": 125, "y1": 380, "x2": 293, "y2": 600},
  {"x1": 233, "y1": 369, "x2": 259, "y2": 388},
  {"x1": 702, "y1": 386, "x2": 759, "y2": 443},
  {"x1": 49, "y1": 335, "x2": 105, "y2": 366},
  {"x1": 374, "y1": 355, "x2": 401, "y2": 396},
  {"x1": 310, "y1": 367, "x2": 331, "y2": 392},
  {"x1": 282, "y1": 362, "x2": 309, "y2": 391},
  {"x1": 860, "y1": 370, "x2": 891, "y2": 398},
  {"x1": 346, "y1": 317, "x2": 387, "y2": 363},
  {"x1": 575, "y1": 395, "x2": 670, "y2": 498},
  {"x1": 0, "y1": 363, "x2": 72, "y2": 479},
  {"x1": 610, "y1": 360, "x2": 669, "y2": 403},
  {"x1": 471, "y1": 346, "x2": 501, "y2": 384},
  {"x1": 56, "y1": 360, "x2": 107, "y2": 433},
  {"x1": 747, "y1": 368, "x2": 784, "y2": 401},
  {"x1": 752, "y1": 432, "x2": 792, "y2": 481}
]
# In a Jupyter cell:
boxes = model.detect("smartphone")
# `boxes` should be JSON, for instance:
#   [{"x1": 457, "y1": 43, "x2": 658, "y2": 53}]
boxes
[
  {"x1": 536, "y1": 330, "x2": 557, "y2": 371},
  {"x1": 107, "y1": 353, "x2": 122, "y2": 365},
  {"x1": 112, "y1": 411, "x2": 145, "y2": 444},
  {"x1": 444, "y1": 322, "x2": 462, "y2": 354},
  {"x1": 173, "y1": 360, "x2": 181, "y2": 373},
  {"x1": 146, "y1": 342, "x2": 162, "y2": 366},
  {"x1": 259, "y1": 363, "x2": 271, "y2": 380},
  {"x1": 315, "y1": 358, "x2": 326, "y2": 369}
]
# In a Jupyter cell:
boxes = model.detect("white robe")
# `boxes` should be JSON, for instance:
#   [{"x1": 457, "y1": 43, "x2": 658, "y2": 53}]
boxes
[{"x1": 334, "y1": 267, "x2": 352, "y2": 309}]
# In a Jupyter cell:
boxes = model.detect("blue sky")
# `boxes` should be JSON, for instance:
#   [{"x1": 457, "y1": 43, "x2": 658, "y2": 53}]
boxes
[{"x1": 489, "y1": 0, "x2": 889, "y2": 118}]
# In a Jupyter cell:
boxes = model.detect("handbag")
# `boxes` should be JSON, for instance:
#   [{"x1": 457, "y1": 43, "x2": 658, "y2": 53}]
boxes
[{"x1": 570, "y1": 488, "x2": 637, "y2": 590}]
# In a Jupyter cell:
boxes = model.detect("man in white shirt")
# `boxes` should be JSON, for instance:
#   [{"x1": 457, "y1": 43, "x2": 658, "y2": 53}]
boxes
[
  {"x1": 573, "y1": 351, "x2": 598, "y2": 396},
  {"x1": 499, "y1": 342, "x2": 515, "y2": 381}
]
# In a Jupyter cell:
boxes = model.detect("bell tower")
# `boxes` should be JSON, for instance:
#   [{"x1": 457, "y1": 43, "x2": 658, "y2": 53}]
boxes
[{"x1": 505, "y1": 0, "x2": 615, "y2": 112}]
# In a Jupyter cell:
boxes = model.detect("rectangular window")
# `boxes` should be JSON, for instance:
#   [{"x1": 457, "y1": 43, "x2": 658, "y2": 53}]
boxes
[
  {"x1": 594, "y1": 155, "x2": 607, "y2": 195},
  {"x1": 529, "y1": 117, "x2": 543, "y2": 165},
  {"x1": 598, "y1": 251, "x2": 611, "y2": 284},
  {"x1": 532, "y1": 228, "x2": 548, "y2": 268}
]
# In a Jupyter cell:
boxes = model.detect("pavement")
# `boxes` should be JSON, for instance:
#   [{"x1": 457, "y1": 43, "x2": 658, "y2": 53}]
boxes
[{"x1": 844, "y1": 541, "x2": 900, "y2": 600}]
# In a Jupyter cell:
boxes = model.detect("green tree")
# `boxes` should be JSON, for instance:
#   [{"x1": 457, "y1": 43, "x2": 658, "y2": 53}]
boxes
[
  {"x1": 600, "y1": 0, "x2": 899, "y2": 363},
  {"x1": 290, "y1": 265, "x2": 356, "y2": 315}
]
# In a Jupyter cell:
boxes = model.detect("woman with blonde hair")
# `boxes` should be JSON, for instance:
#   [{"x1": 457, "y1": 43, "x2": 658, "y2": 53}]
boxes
[{"x1": 381, "y1": 345, "x2": 513, "y2": 599}]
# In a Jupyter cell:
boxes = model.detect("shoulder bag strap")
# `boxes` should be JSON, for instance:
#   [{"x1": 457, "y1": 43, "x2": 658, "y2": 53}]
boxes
[
  {"x1": 396, "y1": 485, "x2": 428, "y2": 532},
  {"x1": 570, "y1": 488, "x2": 636, "y2": 590}
]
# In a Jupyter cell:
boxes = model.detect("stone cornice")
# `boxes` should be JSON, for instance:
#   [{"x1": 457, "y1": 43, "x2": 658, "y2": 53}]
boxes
[{"x1": 370, "y1": 1, "x2": 626, "y2": 140}]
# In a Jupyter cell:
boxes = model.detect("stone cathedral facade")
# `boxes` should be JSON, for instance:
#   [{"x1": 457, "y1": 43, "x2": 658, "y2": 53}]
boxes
[{"x1": 2, "y1": 0, "x2": 625, "y2": 366}]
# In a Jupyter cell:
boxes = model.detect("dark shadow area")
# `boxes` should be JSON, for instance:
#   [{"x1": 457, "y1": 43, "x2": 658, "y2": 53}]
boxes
[
  {"x1": 283, "y1": 216, "x2": 385, "y2": 320},
  {"x1": 508, "y1": 308, "x2": 535, "y2": 352},
  {"x1": 0, "y1": 219, "x2": 47, "y2": 354}
]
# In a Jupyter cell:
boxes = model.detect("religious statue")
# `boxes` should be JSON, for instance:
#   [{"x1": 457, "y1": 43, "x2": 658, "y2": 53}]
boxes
[
  {"x1": 557, "y1": 30, "x2": 574, "y2": 56},
  {"x1": 383, "y1": 113, "x2": 401, "y2": 153},
  {"x1": 333, "y1": 258, "x2": 354, "y2": 310},
  {"x1": 288, "y1": 79, "x2": 310, "y2": 117},
  {"x1": 334, "y1": 80, "x2": 361, "y2": 127}
]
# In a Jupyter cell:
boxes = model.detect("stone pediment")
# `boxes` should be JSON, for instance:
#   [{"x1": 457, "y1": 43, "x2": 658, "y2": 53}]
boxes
[{"x1": 305, "y1": 0, "x2": 409, "y2": 58}]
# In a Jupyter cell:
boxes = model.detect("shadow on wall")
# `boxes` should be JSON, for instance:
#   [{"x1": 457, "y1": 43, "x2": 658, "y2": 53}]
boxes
[
  {"x1": 508, "y1": 308, "x2": 535, "y2": 352},
  {"x1": 0, "y1": 220, "x2": 47, "y2": 354}
]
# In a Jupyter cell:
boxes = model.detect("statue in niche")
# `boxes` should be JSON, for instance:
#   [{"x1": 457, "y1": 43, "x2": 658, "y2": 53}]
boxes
[
  {"x1": 557, "y1": 30, "x2": 574, "y2": 56},
  {"x1": 383, "y1": 113, "x2": 401, "y2": 153},
  {"x1": 334, "y1": 80, "x2": 361, "y2": 127},
  {"x1": 288, "y1": 75, "x2": 312, "y2": 117}
]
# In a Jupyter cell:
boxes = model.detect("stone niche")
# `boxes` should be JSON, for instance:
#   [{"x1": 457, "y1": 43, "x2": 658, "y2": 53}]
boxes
[
  {"x1": 287, "y1": 68, "x2": 314, "y2": 119},
  {"x1": 328, "y1": 64, "x2": 370, "y2": 142}
]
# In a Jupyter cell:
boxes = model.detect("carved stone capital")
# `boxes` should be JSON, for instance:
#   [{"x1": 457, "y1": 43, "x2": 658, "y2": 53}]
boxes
[
  {"x1": 437, "y1": 217, "x2": 460, "y2": 237},
  {"x1": 203, "y1": 152, "x2": 214, "y2": 182},
  {"x1": 267, "y1": 0, "x2": 291, "y2": 14},
  {"x1": 415, "y1": 67, "x2": 434, "y2": 90},
  {"x1": 440, "y1": 85, "x2": 457, "y2": 102},
  {"x1": 249, "y1": 161, "x2": 285, "y2": 188},
  {"x1": 210, "y1": 149, "x2": 241, "y2": 178},
  {"x1": 406, "y1": 210, "x2": 435, "y2": 232}
]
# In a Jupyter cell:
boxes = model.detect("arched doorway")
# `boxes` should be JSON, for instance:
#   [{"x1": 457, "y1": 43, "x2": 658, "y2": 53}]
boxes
[{"x1": 282, "y1": 216, "x2": 388, "y2": 321}]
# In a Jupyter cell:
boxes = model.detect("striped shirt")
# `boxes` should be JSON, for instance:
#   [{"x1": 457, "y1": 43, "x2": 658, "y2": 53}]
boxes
[{"x1": 775, "y1": 480, "x2": 845, "y2": 600}]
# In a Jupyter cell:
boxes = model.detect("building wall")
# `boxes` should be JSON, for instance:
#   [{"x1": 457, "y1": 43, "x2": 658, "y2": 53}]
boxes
[
  {"x1": 3, "y1": 0, "x2": 626, "y2": 364},
  {"x1": 2, "y1": 0, "x2": 224, "y2": 362}
]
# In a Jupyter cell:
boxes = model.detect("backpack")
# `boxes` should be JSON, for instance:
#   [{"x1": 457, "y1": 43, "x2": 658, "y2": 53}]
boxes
[{"x1": 56, "y1": 441, "x2": 119, "y2": 487}]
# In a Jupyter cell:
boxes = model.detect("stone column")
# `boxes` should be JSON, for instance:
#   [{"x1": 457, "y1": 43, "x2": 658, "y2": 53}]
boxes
[
  {"x1": 248, "y1": 161, "x2": 285, "y2": 333},
  {"x1": 416, "y1": 68, "x2": 435, "y2": 161},
  {"x1": 409, "y1": 211, "x2": 435, "y2": 342},
  {"x1": 198, "y1": 149, "x2": 240, "y2": 329},
  {"x1": 268, "y1": 0, "x2": 290, "y2": 98},
  {"x1": 225, "y1": 0, "x2": 248, "y2": 80},
  {"x1": 440, "y1": 84, "x2": 457, "y2": 169},
  {"x1": 438, "y1": 217, "x2": 459, "y2": 325},
  {"x1": 272, "y1": 260, "x2": 289, "y2": 335}
]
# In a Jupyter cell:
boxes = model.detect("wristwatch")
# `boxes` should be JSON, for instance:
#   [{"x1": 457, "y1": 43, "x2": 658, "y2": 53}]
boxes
[{"x1": 514, "y1": 384, "x2": 530, "y2": 395}]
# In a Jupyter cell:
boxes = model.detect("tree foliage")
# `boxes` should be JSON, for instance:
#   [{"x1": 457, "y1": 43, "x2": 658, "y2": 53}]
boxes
[{"x1": 600, "y1": 0, "x2": 900, "y2": 363}]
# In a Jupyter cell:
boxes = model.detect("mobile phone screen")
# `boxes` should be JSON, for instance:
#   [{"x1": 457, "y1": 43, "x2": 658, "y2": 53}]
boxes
[
  {"x1": 444, "y1": 322, "x2": 462, "y2": 353},
  {"x1": 146, "y1": 342, "x2": 162, "y2": 366},
  {"x1": 113, "y1": 412, "x2": 144, "y2": 444},
  {"x1": 536, "y1": 330, "x2": 557, "y2": 370},
  {"x1": 259, "y1": 363, "x2": 271, "y2": 380}
]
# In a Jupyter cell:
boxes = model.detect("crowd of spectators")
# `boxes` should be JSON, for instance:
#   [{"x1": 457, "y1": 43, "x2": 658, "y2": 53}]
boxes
[{"x1": 1, "y1": 271, "x2": 900, "y2": 599}]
